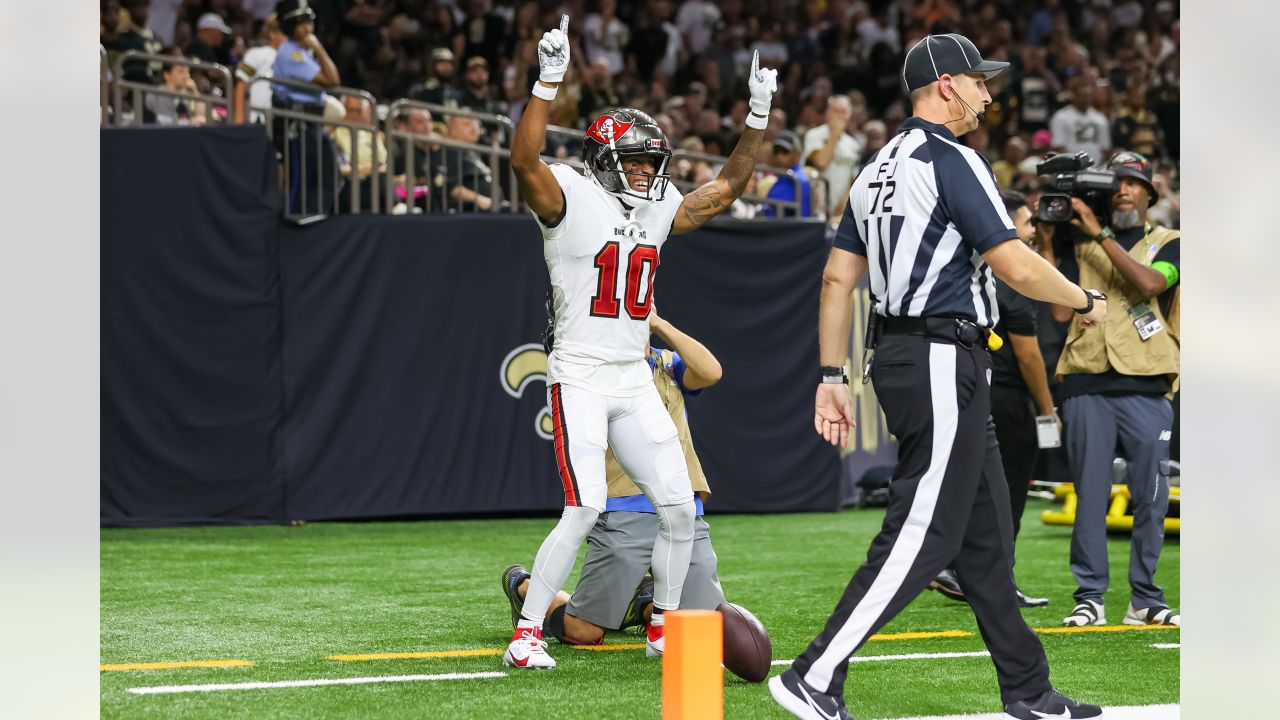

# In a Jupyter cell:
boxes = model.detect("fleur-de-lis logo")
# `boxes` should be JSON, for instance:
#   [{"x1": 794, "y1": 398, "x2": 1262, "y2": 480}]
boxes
[{"x1": 500, "y1": 344, "x2": 553, "y2": 440}]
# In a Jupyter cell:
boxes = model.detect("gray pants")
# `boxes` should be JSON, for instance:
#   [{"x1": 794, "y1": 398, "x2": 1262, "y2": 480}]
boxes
[
  {"x1": 567, "y1": 512, "x2": 724, "y2": 629},
  {"x1": 1063, "y1": 393, "x2": 1173, "y2": 608}
]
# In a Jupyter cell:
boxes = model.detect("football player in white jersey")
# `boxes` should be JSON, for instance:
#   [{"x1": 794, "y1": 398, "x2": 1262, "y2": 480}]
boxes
[{"x1": 501, "y1": 15, "x2": 777, "y2": 670}]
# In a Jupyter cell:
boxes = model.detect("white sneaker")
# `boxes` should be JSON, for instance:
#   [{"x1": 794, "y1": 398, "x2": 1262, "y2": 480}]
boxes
[
  {"x1": 1063, "y1": 599, "x2": 1106, "y2": 627},
  {"x1": 503, "y1": 627, "x2": 556, "y2": 669},
  {"x1": 645, "y1": 621, "x2": 664, "y2": 657},
  {"x1": 1123, "y1": 602, "x2": 1179, "y2": 626}
]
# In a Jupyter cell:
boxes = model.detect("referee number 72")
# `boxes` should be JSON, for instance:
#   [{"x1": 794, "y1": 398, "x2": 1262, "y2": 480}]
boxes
[{"x1": 868, "y1": 180, "x2": 896, "y2": 214}]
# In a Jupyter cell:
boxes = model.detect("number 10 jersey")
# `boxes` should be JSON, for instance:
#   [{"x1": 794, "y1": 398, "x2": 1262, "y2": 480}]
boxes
[{"x1": 535, "y1": 163, "x2": 684, "y2": 396}]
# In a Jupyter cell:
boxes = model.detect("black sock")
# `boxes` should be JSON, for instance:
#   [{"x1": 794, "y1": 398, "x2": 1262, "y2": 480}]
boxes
[{"x1": 544, "y1": 604, "x2": 569, "y2": 643}]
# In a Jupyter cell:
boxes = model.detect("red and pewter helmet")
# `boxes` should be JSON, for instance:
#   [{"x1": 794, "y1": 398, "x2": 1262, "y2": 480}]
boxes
[{"x1": 582, "y1": 108, "x2": 672, "y2": 206}]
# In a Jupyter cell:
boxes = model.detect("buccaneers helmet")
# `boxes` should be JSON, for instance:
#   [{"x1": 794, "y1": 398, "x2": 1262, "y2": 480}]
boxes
[{"x1": 581, "y1": 108, "x2": 672, "y2": 205}]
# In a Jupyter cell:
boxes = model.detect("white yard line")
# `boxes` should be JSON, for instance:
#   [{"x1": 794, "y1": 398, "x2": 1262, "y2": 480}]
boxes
[
  {"x1": 127, "y1": 671, "x2": 507, "y2": 695},
  {"x1": 885, "y1": 704, "x2": 1178, "y2": 720},
  {"x1": 1150, "y1": 643, "x2": 1180, "y2": 649},
  {"x1": 771, "y1": 651, "x2": 992, "y2": 666}
]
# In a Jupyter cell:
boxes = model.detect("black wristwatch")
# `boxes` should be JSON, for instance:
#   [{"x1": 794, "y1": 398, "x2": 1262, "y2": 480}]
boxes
[
  {"x1": 820, "y1": 365, "x2": 848, "y2": 384},
  {"x1": 1092, "y1": 227, "x2": 1115, "y2": 243},
  {"x1": 1074, "y1": 289, "x2": 1107, "y2": 315}
]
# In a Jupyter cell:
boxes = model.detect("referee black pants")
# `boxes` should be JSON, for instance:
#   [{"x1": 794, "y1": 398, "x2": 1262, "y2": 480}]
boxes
[
  {"x1": 990, "y1": 384, "x2": 1039, "y2": 545},
  {"x1": 790, "y1": 335, "x2": 1051, "y2": 704}
]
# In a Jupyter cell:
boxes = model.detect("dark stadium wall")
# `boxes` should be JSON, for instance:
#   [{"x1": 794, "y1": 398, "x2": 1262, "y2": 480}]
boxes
[{"x1": 102, "y1": 127, "x2": 882, "y2": 526}]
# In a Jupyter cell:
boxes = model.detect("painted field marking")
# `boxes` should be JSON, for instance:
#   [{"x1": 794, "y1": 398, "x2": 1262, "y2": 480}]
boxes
[
  {"x1": 127, "y1": 671, "x2": 507, "y2": 695},
  {"x1": 885, "y1": 703, "x2": 1179, "y2": 720},
  {"x1": 102, "y1": 660, "x2": 255, "y2": 672},
  {"x1": 1150, "y1": 643, "x2": 1180, "y2": 649},
  {"x1": 328, "y1": 649, "x2": 501, "y2": 661},
  {"x1": 570, "y1": 643, "x2": 645, "y2": 652},
  {"x1": 871, "y1": 629, "x2": 972, "y2": 641},
  {"x1": 772, "y1": 651, "x2": 991, "y2": 666}
]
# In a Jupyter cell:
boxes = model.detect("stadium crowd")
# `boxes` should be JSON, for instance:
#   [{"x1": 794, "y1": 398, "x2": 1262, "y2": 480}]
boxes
[{"x1": 101, "y1": 0, "x2": 1179, "y2": 224}]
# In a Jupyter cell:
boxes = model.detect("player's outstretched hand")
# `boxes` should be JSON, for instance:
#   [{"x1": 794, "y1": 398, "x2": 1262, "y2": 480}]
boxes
[
  {"x1": 748, "y1": 50, "x2": 778, "y2": 117},
  {"x1": 815, "y1": 383, "x2": 854, "y2": 448},
  {"x1": 538, "y1": 14, "x2": 571, "y2": 84}
]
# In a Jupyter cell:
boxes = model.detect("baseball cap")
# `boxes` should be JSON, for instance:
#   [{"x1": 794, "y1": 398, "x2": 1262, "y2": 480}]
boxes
[
  {"x1": 196, "y1": 13, "x2": 232, "y2": 34},
  {"x1": 431, "y1": 47, "x2": 456, "y2": 62},
  {"x1": 773, "y1": 130, "x2": 800, "y2": 153},
  {"x1": 466, "y1": 56, "x2": 488, "y2": 69},
  {"x1": 902, "y1": 34, "x2": 1010, "y2": 93},
  {"x1": 1107, "y1": 151, "x2": 1159, "y2": 203}
]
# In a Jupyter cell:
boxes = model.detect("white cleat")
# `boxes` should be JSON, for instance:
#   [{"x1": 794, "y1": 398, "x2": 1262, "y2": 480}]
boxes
[
  {"x1": 1123, "y1": 602, "x2": 1179, "y2": 626},
  {"x1": 1063, "y1": 599, "x2": 1106, "y2": 627},
  {"x1": 645, "y1": 622, "x2": 664, "y2": 657},
  {"x1": 503, "y1": 627, "x2": 556, "y2": 669}
]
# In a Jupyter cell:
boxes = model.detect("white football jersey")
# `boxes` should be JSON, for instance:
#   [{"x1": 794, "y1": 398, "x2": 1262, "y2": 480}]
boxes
[{"x1": 536, "y1": 163, "x2": 684, "y2": 396}]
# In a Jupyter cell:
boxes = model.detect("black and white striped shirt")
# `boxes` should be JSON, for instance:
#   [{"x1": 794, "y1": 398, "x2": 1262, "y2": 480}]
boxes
[{"x1": 834, "y1": 117, "x2": 1016, "y2": 327}]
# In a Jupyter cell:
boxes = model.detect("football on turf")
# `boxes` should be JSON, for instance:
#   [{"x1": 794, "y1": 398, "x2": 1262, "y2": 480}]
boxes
[{"x1": 719, "y1": 602, "x2": 772, "y2": 682}]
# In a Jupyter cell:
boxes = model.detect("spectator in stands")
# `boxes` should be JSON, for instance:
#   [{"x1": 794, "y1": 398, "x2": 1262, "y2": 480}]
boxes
[
  {"x1": 441, "y1": 115, "x2": 495, "y2": 212},
  {"x1": 992, "y1": 135, "x2": 1028, "y2": 188},
  {"x1": 460, "y1": 0, "x2": 507, "y2": 70},
  {"x1": 1113, "y1": 79, "x2": 1164, "y2": 161},
  {"x1": 457, "y1": 57, "x2": 504, "y2": 115},
  {"x1": 113, "y1": 0, "x2": 163, "y2": 85},
  {"x1": 861, "y1": 119, "x2": 888, "y2": 158},
  {"x1": 1050, "y1": 75, "x2": 1111, "y2": 164},
  {"x1": 390, "y1": 108, "x2": 445, "y2": 214},
  {"x1": 235, "y1": 14, "x2": 286, "y2": 124},
  {"x1": 676, "y1": 0, "x2": 720, "y2": 59},
  {"x1": 145, "y1": 54, "x2": 207, "y2": 126},
  {"x1": 333, "y1": 96, "x2": 388, "y2": 212},
  {"x1": 145, "y1": 0, "x2": 183, "y2": 48},
  {"x1": 760, "y1": 130, "x2": 812, "y2": 219},
  {"x1": 583, "y1": 0, "x2": 629, "y2": 76},
  {"x1": 803, "y1": 95, "x2": 860, "y2": 220},
  {"x1": 186, "y1": 13, "x2": 235, "y2": 67},
  {"x1": 1012, "y1": 46, "x2": 1059, "y2": 133},
  {"x1": 579, "y1": 58, "x2": 620, "y2": 124},
  {"x1": 412, "y1": 48, "x2": 459, "y2": 106}
]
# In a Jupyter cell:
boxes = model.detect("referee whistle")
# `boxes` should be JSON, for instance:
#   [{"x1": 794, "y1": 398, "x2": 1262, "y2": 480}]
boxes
[{"x1": 987, "y1": 331, "x2": 1004, "y2": 352}]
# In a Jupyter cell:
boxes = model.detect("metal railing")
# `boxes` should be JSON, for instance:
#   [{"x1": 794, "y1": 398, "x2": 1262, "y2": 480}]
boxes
[
  {"x1": 253, "y1": 76, "x2": 381, "y2": 220},
  {"x1": 102, "y1": 50, "x2": 827, "y2": 222},
  {"x1": 111, "y1": 51, "x2": 232, "y2": 127},
  {"x1": 100, "y1": 46, "x2": 110, "y2": 124}
]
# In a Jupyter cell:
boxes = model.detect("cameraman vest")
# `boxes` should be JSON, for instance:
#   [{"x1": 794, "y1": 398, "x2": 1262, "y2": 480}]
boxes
[{"x1": 1056, "y1": 224, "x2": 1180, "y2": 396}]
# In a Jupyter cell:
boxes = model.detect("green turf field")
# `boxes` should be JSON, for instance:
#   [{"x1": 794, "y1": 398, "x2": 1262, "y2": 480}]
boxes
[{"x1": 100, "y1": 498, "x2": 1179, "y2": 719}]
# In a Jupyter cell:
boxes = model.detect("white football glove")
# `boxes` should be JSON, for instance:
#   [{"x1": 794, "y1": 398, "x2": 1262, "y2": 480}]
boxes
[
  {"x1": 538, "y1": 15, "x2": 571, "y2": 84},
  {"x1": 748, "y1": 50, "x2": 778, "y2": 116}
]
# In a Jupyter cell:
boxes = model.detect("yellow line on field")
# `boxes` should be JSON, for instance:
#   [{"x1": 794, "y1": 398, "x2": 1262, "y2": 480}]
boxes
[
  {"x1": 328, "y1": 649, "x2": 503, "y2": 661},
  {"x1": 101, "y1": 660, "x2": 255, "y2": 672},
  {"x1": 1035, "y1": 624, "x2": 1180, "y2": 635}
]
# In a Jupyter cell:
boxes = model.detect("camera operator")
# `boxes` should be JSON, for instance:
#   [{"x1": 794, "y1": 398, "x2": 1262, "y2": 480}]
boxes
[{"x1": 1047, "y1": 151, "x2": 1181, "y2": 630}]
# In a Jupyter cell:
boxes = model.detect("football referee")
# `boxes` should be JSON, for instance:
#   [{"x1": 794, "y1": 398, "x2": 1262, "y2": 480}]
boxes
[{"x1": 770, "y1": 35, "x2": 1108, "y2": 720}]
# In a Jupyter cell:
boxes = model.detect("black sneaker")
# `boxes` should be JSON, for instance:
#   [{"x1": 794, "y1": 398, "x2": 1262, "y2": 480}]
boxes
[
  {"x1": 930, "y1": 568, "x2": 967, "y2": 602},
  {"x1": 501, "y1": 564, "x2": 531, "y2": 630},
  {"x1": 620, "y1": 574, "x2": 654, "y2": 629},
  {"x1": 1016, "y1": 588, "x2": 1051, "y2": 608},
  {"x1": 768, "y1": 668, "x2": 854, "y2": 720},
  {"x1": 1004, "y1": 688, "x2": 1102, "y2": 719}
]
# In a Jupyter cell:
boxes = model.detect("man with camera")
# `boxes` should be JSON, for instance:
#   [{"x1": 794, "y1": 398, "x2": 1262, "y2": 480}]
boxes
[{"x1": 1046, "y1": 151, "x2": 1181, "y2": 630}]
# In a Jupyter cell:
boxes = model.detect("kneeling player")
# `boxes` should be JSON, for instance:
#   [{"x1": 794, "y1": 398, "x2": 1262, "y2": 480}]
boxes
[{"x1": 503, "y1": 312, "x2": 724, "y2": 646}]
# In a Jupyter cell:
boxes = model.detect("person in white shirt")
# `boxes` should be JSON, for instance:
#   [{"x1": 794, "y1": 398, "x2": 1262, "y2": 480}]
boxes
[
  {"x1": 675, "y1": 0, "x2": 720, "y2": 57},
  {"x1": 582, "y1": 0, "x2": 629, "y2": 76},
  {"x1": 1049, "y1": 76, "x2": 1112, "y2": 164},
  {"x1": 234, "y1": 14, "x2": 286, "y2": 124},
  {"x1": 803, "y1": 95, "x2": 861, "y2": 219}
]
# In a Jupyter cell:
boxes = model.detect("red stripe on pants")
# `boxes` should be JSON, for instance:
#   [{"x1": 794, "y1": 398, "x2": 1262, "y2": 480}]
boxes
[{"x1": 550, "y1": 384, "x2": 579, "y2": 507}]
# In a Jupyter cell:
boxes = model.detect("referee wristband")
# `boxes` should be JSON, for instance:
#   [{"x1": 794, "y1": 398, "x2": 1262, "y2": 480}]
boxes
[
  {"x1": 531, "y1": 83, "x2": 558, "y2": 102},
  {"x1": 746, "y1": 111, "x2": 768, "y2": 130},
  {"x1": 820, "y1": 366, "x2": 848, "y2": 384}
]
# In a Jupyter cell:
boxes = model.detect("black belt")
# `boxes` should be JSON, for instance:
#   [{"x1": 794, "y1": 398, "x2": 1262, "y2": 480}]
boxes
[
  {"x1": 271, "y1": 94, "x2": 324, "y2": 115},
  {"x1": 880, "y1": 315, "x2": 991, "y2": 349}
]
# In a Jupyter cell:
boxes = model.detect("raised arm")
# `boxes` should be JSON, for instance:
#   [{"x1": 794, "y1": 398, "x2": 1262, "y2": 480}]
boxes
[
  {"x1": 650, "y1": 312, "x2": 722, "y2": 391},
  {"x1": 672, "y1": 51, "x2": 777, "y2": 235},
  {"x1": 512, "y1": 15, "x2": 570, "y2": 226}
]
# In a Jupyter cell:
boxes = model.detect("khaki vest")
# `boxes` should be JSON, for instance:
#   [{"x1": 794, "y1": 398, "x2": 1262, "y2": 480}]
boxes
[
  {"x1": 606, "y1": 349, "x2": 711, "y2": 500},
  {"x1": 1055, "y1": 224, "x2": 1180, "y2": 395}
]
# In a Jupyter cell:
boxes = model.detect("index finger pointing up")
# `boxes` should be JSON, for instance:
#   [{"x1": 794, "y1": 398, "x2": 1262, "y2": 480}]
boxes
[
  {"x1": 559, "y1": 14, "x2": 569, "y2": 35},
  {"x1": 751, "y1": 49, "x2": 759, "y2": 77}
]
